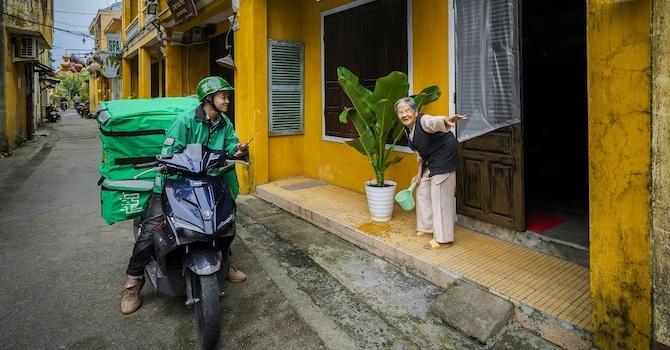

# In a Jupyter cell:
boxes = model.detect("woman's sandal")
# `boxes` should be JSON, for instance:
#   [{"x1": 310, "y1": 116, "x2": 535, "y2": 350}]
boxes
[{"x1": 423, "y1": 239, "x2": 453, "y2": 250}]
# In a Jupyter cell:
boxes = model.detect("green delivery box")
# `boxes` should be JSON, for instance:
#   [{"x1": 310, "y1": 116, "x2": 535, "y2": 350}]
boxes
[
  {"x1": 97, "y1": 97, "x2": 200, "y2": 224},
  {"x1": 97, "y1": 96, "x2": 200, "y2": 181}
]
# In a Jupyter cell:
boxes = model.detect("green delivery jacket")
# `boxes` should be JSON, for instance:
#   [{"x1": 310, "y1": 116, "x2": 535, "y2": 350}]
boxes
[{"x1": 153, "y1": 104, "x2": 242, "y2": 197}]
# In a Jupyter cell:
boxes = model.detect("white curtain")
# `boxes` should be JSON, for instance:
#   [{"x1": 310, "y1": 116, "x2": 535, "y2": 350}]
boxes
[{"x1": 454, "y1": 0, "x2": 521, "y2": 142}]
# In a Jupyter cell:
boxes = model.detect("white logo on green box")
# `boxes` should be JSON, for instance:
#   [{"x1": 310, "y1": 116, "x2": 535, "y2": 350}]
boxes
[{"x1": 120, "y1": 193, "x2": 143, "y2": 214}]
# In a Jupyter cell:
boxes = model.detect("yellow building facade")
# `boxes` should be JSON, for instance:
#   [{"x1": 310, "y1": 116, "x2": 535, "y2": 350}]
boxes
[
  {"x1": 104, "y1": 0, "x2": 669, "y2": 348},
  {"x1": 0, "y1": 0, "x2": 55, "y2": 151}
]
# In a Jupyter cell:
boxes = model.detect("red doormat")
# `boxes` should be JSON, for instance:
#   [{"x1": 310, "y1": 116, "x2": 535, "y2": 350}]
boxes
[{"x1": 526, "y1": 210, "x2": 566, "y2": 233}]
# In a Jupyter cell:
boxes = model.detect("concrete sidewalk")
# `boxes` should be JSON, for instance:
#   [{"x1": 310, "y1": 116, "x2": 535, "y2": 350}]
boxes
[{"x1": 255, "y1": 177, "x2": 593, "y2": 350}]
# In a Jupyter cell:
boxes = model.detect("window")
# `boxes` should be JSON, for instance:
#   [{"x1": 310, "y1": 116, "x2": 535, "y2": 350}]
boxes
[
  {"x1": 268, "y1": 40, "x2": 304, "y2": 135},
  {"x1": 323, "y1": 0, "x2": 408, "y2": 139}
]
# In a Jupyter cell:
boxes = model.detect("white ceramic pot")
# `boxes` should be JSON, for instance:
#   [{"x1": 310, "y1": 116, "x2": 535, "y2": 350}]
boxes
[{"x1": 364, "y1": 180, "x2": 397, "y2": 222}]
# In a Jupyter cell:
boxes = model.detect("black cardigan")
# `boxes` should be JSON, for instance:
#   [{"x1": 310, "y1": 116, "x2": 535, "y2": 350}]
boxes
[{"x1": 406, "y1": 114, "x2": 459, "y2": 176}]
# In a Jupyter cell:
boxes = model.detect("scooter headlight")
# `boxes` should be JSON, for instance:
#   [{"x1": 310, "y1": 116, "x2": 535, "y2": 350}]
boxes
[
  {"x1": 181, "y1": 228, "x2": 208, "y2": 241},
  {"x1": 168, "y1": 217, "x2": 209, "y2": 242}
]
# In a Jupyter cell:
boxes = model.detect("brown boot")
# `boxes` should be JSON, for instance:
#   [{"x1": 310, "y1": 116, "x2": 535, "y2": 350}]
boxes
[
  {"x1": 227, "y1": 264, "x2": 247, "y2": 283},
  {"x1": 121, "y1": 278, "x2": 145, "y2": 315}
]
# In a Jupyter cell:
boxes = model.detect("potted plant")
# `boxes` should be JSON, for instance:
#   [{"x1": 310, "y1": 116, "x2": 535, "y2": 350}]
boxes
[{"x1": 337, "y1": 66, "x2": 440, "y2": 221}]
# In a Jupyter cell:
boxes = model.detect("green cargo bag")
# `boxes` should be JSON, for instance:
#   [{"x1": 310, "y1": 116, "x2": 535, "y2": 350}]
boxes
[
  {"x1": 100, "y1": 179, "x2": 154, "y2": 225},
  {"x1": 97, "y1": 96, "x2": 200, "y2": 181}
]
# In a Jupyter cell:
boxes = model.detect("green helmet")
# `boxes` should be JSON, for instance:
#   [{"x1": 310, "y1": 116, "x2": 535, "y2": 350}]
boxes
[{"x1": 196, "y1": 76, "x2": 234, "y2": 101}]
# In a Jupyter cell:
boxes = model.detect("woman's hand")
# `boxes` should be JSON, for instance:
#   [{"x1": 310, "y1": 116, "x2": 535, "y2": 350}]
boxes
[{"x1": 444, "y1": 114, "x2": 467, "y2": 128}]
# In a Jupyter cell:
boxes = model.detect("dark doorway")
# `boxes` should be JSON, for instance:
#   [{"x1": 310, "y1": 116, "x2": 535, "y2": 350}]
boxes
[
  {"x1": 521, "y1": 0, "x2": 588, "y2": 248},
  {"x1": 210, "y1": 30, "x2": 236, "y2": 126}
]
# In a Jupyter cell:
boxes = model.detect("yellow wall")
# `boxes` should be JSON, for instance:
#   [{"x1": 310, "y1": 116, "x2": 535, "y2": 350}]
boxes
[
  {"x1": 264, "y1": 0, "x2": 450, "y2": 194},
  {"x1": 232, "y1": 0, "x2": 269, "y2": 194},
  {"x1": 587, "y1": 0, "x2": 652, "y2": 348}
]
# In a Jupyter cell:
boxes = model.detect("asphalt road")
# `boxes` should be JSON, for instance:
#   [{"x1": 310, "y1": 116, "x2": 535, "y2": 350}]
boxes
[{"x1": 0, "y1": 110, "x2": 482, "y2": 350}]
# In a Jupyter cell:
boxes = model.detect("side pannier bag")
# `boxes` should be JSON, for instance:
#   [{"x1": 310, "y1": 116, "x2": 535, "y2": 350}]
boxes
[{"x1": 100, "y1": 179, "x2": 154, "y2": 225}]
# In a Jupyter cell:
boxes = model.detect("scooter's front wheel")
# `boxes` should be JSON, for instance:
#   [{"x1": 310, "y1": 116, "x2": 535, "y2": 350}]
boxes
[{"x1": 189, "y1": 271, "x2": 221, "y2": 349}]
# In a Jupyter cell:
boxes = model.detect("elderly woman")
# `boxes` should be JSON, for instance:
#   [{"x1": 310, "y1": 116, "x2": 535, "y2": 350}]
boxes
[{"x1": 395, "y1": 97, "x2": 467, "y2": 249}]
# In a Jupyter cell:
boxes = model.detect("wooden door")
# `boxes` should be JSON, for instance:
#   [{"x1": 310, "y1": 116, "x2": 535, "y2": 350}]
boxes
[{"x1": 457, "y1": 123, "x2": 524, "y2": 231}]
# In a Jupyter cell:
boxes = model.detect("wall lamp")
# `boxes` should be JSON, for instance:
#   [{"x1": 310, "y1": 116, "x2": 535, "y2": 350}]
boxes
[
  {"x1": 145, "y1": 0, "x2": 158, "y2": 16},
  {"x1": 145, "y1": 0, "x2": 160, "y2": 29},
  {"x1": 215, "y1": 16, "x2": 237, "y2": 70}
]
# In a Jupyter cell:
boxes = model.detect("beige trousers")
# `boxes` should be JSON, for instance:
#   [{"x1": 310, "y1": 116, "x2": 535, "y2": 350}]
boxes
[{"x1": 415, "y1": 169, "x2": 456, "y2": 243}]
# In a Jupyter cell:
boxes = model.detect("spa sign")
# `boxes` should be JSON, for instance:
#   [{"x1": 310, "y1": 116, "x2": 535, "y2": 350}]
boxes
[{"x1": 167, "y1": 0, "x2": 198, "y2": 25}]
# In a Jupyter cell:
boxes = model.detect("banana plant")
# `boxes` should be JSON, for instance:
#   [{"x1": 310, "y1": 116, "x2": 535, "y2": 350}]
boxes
[{"x1": 337, "y1": 66, "x2": 441, "y2": 187}]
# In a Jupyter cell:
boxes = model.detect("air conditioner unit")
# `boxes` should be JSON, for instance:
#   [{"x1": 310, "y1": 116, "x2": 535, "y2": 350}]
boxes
[
  {"x1": 191, "y1": 27, "x2": 203, "y2": 42},
  {"x1": 17, "y1": 37, "x2": 37, "y2": 58}
]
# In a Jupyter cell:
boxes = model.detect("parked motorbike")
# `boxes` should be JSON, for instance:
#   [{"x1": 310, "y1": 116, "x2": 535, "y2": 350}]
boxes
[
  {"x1": 45, "y1": 104, "x2": 61, "y2": 122},
  {"x1": 132, "y1": 144, "x2": 245, "y2": 349},
  {"x1": 60, "y1": 100, "x2": 68, "y2": 111},
  {"x1": 77, "y1": 100, "x2": 90, "y2": 118}
]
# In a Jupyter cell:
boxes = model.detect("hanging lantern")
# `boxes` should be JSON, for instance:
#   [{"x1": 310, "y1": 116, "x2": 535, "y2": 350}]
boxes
[
  {"x1": 89, "y1": 62, "x2": 101, "y2": 72},
  {"x1": 73, "y1": 63, "x2": 83, "y2": 72},
  {"x1": 62, "y1": 54, "x2": 70, "y2": 62},
  {"x1": 60, "y1": 62, "x2": 70, "y2": 72}
]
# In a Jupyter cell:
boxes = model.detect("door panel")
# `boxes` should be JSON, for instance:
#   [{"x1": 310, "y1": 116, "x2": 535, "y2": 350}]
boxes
[{"x1": 457, "y1": 123, "x2": 524, "y2": 231}]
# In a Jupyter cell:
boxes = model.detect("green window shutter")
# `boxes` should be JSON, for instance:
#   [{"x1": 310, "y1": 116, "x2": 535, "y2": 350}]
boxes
[{"x1": 268, "y1": 40, "x2": 304, "y2": 136}]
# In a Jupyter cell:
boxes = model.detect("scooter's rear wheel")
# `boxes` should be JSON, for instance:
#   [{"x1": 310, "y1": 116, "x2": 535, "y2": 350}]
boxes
[{"x1": 189, "y1": 271, "x2": 221, "y2": 349}]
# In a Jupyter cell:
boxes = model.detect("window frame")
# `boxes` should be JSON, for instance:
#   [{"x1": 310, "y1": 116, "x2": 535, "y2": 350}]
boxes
[{"x1": 321, "y1": 0, "x2": 413, "y2": 153}]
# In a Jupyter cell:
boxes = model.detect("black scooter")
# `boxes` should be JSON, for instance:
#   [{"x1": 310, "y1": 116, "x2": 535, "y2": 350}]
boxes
[
  {"x1": 60, "y1": 100, "x2": 68, "y2": 111},
  {"x1": 77, "y1": 101, "x2": 91, "y2": 118},
  {"x1": 45, "y1": 104, "x2": 61, "y2": 122},
  {"x1": 133, "y1": 144, "x2": 243, "y2": 349}
]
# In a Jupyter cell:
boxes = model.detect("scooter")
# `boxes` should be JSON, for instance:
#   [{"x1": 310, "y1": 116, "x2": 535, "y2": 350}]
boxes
[
  {"x1": 60, "y1": 100, "x2": 68, "y2": 111},
  {"x1": 132, "y1": 143, "x2": 243, "y2": 349},
  {"x1": 77, "y1": 101, "x2": 90, "y2": 118},
  {"x1": 45, "y1": 104, "x2": 61, "y2": 122}
]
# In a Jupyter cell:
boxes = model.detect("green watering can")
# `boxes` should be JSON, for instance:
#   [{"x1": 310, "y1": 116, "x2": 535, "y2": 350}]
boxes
[{"x1": 395, "y1": 181, "x2": 417, "y2": 211}]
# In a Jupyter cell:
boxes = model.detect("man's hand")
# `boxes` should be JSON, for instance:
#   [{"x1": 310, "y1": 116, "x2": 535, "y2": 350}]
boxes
[{"x1": 233, "y1": 142, "x2": 249, "y2": 158}]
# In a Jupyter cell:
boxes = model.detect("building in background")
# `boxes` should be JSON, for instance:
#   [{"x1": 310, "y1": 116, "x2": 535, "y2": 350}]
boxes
[
  {"x1": 0, "y1": 0, "x2": 56, "y2": 151},
  {"x1": 88, "y1": 1, "x2": 123, "y2": 110}
]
